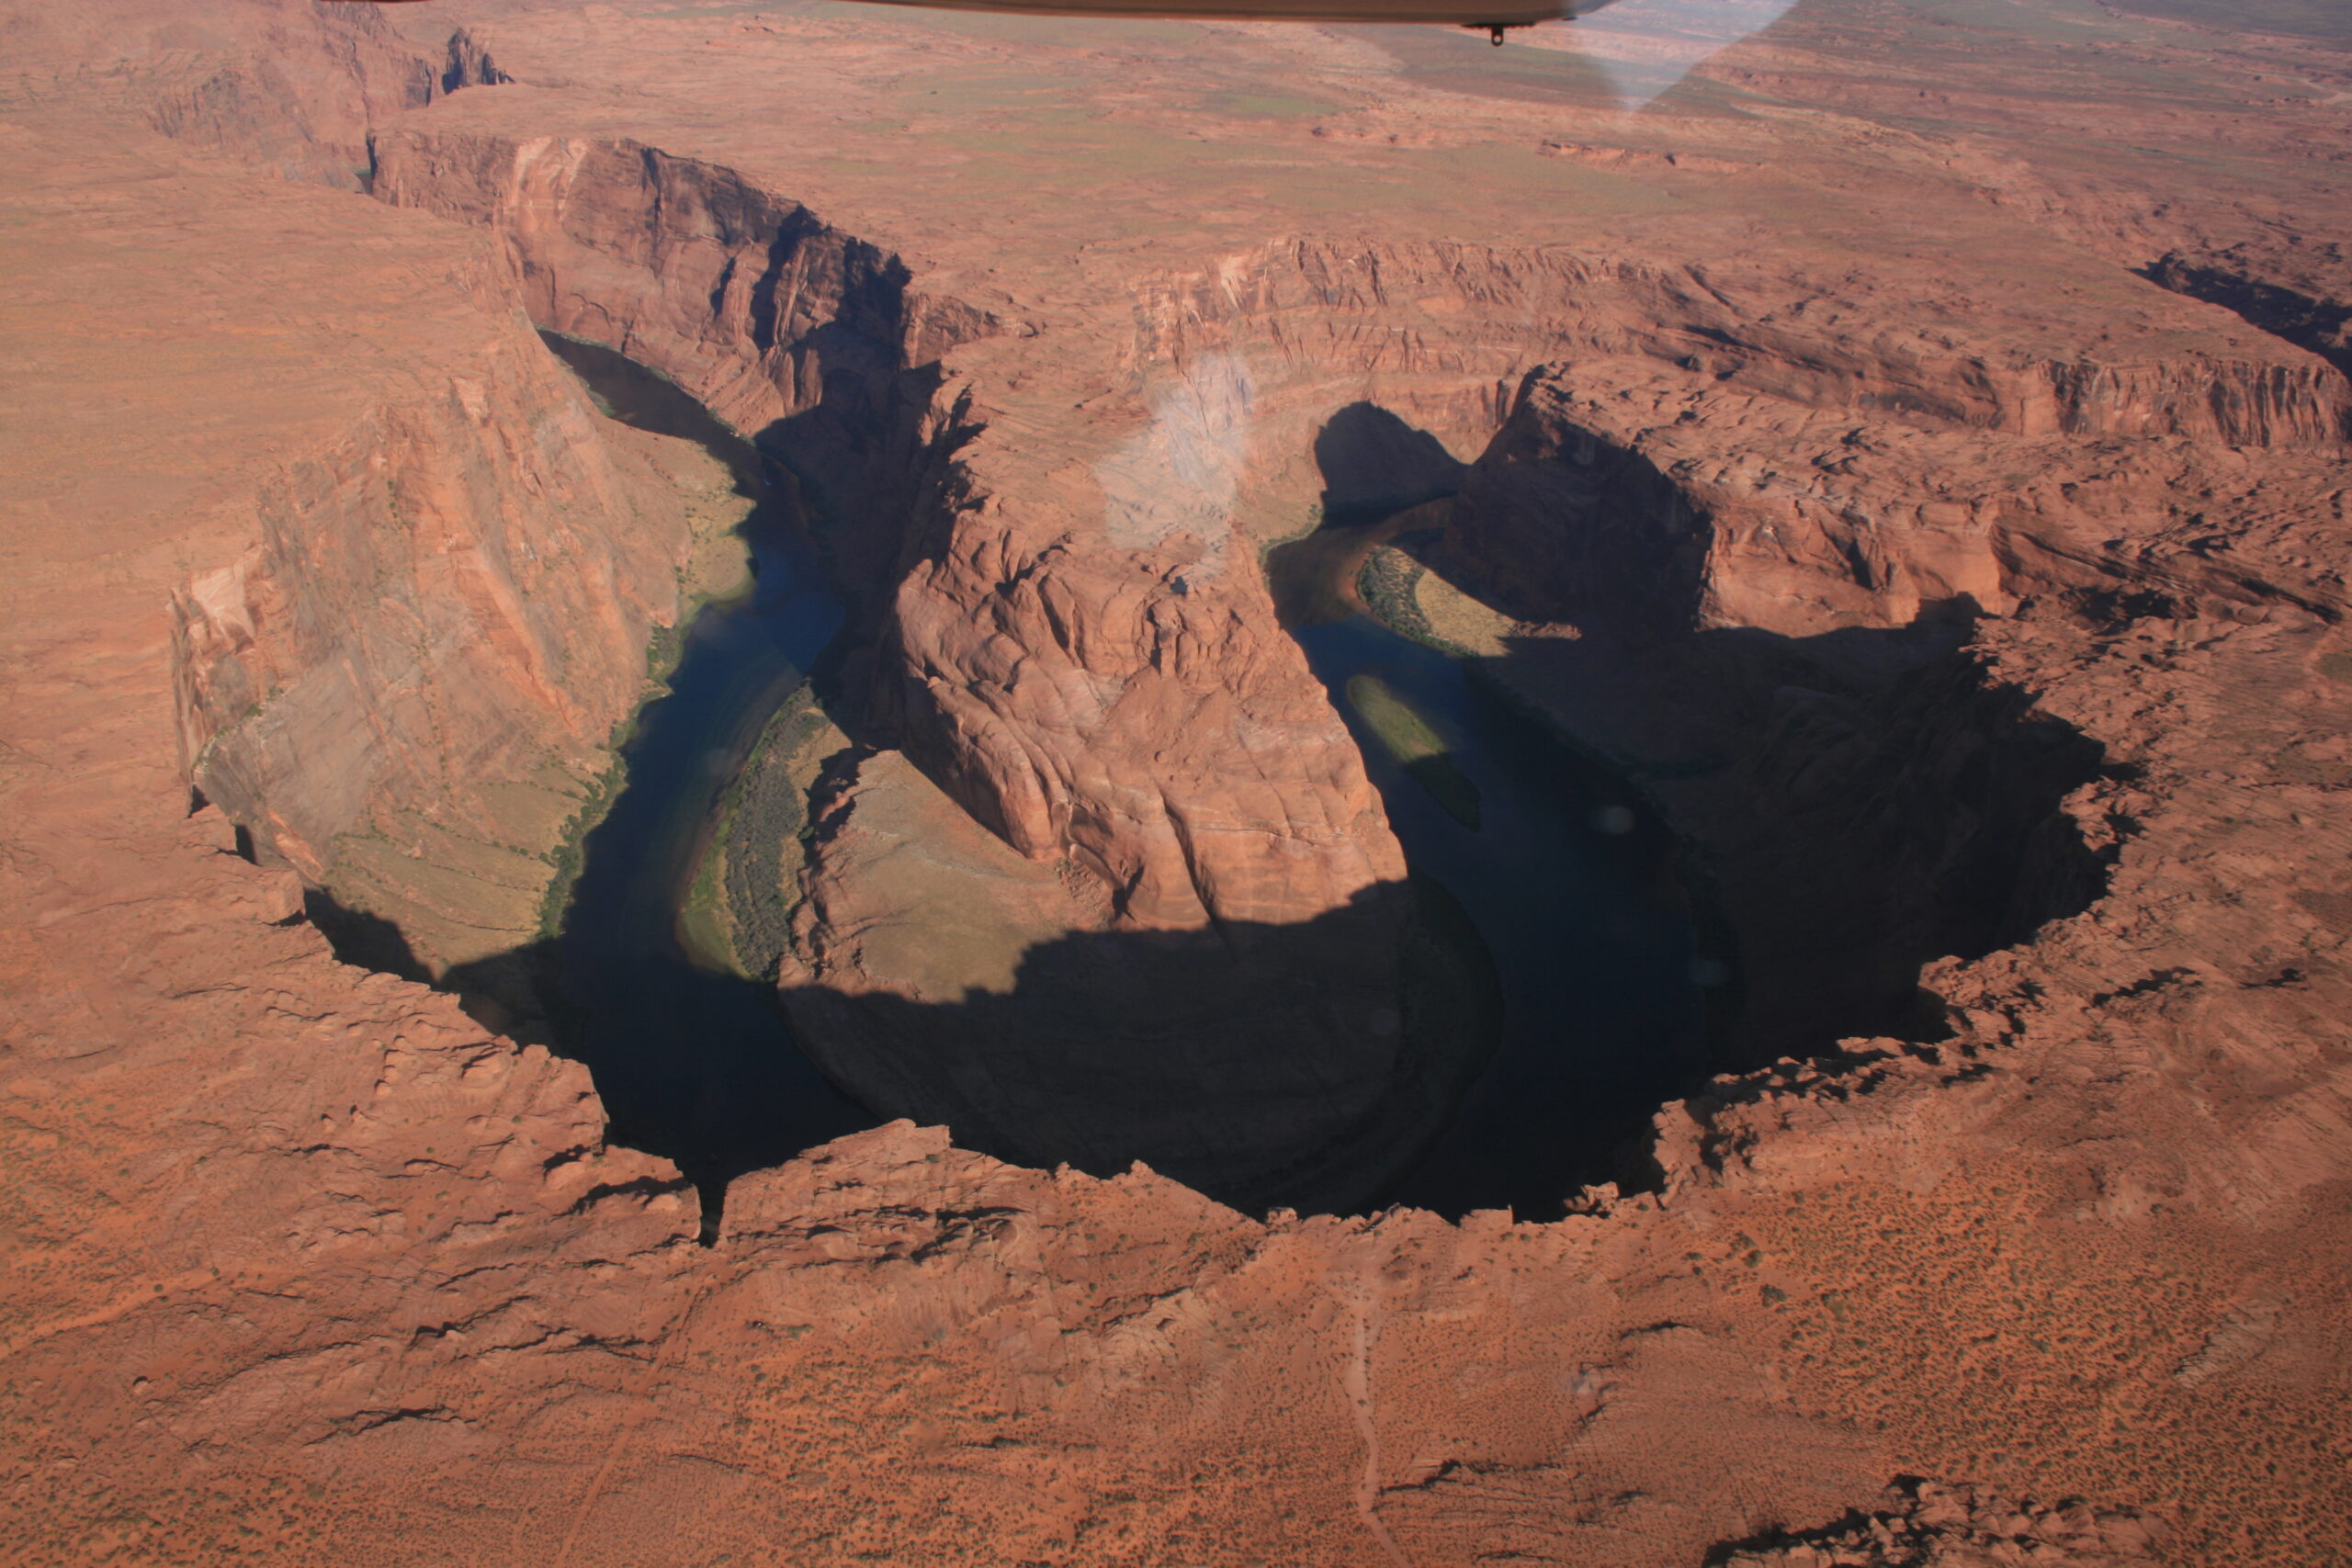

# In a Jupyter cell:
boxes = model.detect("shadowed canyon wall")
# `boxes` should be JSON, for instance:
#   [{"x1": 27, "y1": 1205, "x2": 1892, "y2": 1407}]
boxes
[
  {"x1": 1419, "y1": 345, "x2": 2349, "y2": 1058},
  {"x1": 153, "y1": 221, "x2": 724, "y2": 1028},
  {"x1": 172, "y1": 321, "x2": 694, "y2": 890},
  {"x1": 2143, "y1": 244, "x2": 2352, "y2": 382}
]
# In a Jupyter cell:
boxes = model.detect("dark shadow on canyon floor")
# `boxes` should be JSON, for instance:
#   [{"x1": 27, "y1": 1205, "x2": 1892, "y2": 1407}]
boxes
[
  {"x1": 456, "y1": 936, "x2": 873, "y2": 1229},
  {"x1": 304, "y1": 887, "x2": 432, "y2": 987},
  {"x1": 772, "y1": 881, "x2": 1513, "y2": 1218},
  {"x1": 1272, "y1": 531, "x2": 2115, "y2": 1215},
  {"x1": 1347, "y1": 390, "x2": 2120, "y2": 1069},
  {"x1": 1270, "y1": 531, "x2": 1728, "y2": 1214},
  {"x1": 2139, "y1": 253, "x2": 2352, "y2": 389},
  {"x1": 1314, "y1": 400, "x2": 1464, "y2": 514},
  {"x1": 1474, "y1": 607, "x2": 2113, "y2": 1060},
  {"x1": 1257, "y1": 398, "x2": 2120, "y2": 1214},
  {"x1": 534, "y1": 330, "x2": 876, "y2": 1229}
]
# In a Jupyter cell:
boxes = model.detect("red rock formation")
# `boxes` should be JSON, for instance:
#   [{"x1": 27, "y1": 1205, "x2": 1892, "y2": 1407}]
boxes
[
  {"x1": 369, "y1": 131, "x2": 996, "y2": 439},
  {"x1": 173, "y1": 317, "x2": 695, "y2": 895},
  {"x1": 370, "y1": 127, "x2": 1410, "y2": 945},
  {"x1": 5, "y1": 1, "x2": 2352, "y2": 1565}
]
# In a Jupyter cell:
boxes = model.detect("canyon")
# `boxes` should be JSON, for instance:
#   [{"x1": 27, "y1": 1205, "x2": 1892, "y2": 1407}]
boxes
[{"x1": 3, "y1": 0, "x2": 2350, "y2": 1563}]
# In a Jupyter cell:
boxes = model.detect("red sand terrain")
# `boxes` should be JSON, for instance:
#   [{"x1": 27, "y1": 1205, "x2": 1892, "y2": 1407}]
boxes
[{"x1": 2, "y1": 0, "x2": 2349, "y2": 1562}]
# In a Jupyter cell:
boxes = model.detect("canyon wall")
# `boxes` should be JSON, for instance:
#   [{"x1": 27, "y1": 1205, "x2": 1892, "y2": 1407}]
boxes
[
  {"x1": 1139, "y1": 239, "x2": 2352, "y2": 457},
  {"x1": 174, "y1": 312, "x2": 693, "y2": 887},
  {"x1": 369, "y1": 130, "x2": 1430, "y2": 1201},
  {"x1": 368, "y1": 130, "x2": 996, "y2": 443},
  {"x1": 368, "y1": 128, "x2": 1408, "y2": 942},
  {"x1": 164, "y1": 260, "x2": 712, "y2": 1013},
  {"x1": 1423, "y1": 351, "x2": 2347, "y2": 1059}
]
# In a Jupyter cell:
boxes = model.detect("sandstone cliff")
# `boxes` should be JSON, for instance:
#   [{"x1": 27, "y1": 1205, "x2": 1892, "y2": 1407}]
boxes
[{"x1": 171, "y1": 297, "x2": 705, "y2": 991}]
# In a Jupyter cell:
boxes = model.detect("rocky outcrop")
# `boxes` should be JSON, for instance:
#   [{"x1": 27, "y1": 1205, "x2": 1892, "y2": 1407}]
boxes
[
  {"x1": 440, "y1": 28, "x2": 512, "y2": 96},
  {"x1": 172, "y1": 314, "x2": 692, "y2": 890},
  {"x1": 368, "y1": 131, "x2": 995, "y2": 443},
  {"x1": 1716, "y1": 1478, "x2": 2161, "y2": 1567}
]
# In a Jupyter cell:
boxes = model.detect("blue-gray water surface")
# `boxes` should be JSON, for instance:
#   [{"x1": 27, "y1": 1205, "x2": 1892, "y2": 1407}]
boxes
[
  {"x1": 539, "y1": 334, "x2": 873, "y2": 1213},
  {"x1": 1277, "y1": 530, "x2": 1714, "y2": 1219}
]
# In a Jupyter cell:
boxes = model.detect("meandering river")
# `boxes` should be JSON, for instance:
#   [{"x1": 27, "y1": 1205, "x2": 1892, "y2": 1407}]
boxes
[
  {"x1": 538, "y1": 334, "x2": 871, "y2": 1220},
  {"x1": 544, "y1": 337, "x2": 1713, "y2": 1223},
  {"x1": 1272, "y1": 518, "x2": 1713, "y2": 1216}
]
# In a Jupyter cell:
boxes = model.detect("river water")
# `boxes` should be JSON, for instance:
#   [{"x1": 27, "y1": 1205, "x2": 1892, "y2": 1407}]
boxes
[
  {"x1": 543, "y1": 337, "x2": 1712, "y2": 1223},
  {"x1": 537, "y1": 334, "x2": 872, "y2": 1213},
  {"x1": 1272, "y1": 524, "x2": 1713, "y2": 1217}
]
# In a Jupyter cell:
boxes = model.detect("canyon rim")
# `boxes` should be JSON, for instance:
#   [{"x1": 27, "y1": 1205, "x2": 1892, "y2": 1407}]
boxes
[{"x1": 3, "y1": 0, "x2": 2350, "y2": 1564}]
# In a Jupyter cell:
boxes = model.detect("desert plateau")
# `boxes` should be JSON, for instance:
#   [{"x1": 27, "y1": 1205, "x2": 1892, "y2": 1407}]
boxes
[{"x1": 2, "y1": 0, "x2": 2349, "y2": 1562}]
